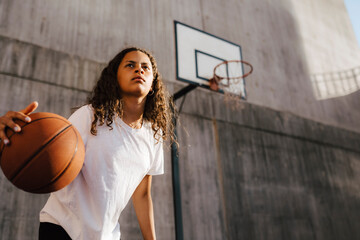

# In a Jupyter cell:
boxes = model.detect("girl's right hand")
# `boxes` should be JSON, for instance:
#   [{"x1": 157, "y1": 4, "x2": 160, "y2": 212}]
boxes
[{"x1": 0, "y1": 101, "x2": 39, "y2": 145}]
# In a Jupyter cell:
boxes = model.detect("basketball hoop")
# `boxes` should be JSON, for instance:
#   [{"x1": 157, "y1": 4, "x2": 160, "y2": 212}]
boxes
[{"x1": 209, "y1": 60, "x2": 253, "y2": 99}]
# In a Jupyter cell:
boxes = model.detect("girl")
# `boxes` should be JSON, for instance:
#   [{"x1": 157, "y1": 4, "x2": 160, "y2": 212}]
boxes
[{"x1": 0, "y1": 47, "x2": 174, "y2": 240}]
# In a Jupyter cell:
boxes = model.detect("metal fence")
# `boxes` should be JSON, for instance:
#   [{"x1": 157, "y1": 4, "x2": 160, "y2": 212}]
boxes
[{"x1": 311, "y1": 66, "x2": 360, "y2": 99}]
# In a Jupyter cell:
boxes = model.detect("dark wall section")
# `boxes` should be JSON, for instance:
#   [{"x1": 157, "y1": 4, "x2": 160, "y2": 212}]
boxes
[{"x1": 177, "y1": 90, "x2": 360, "y2": 240}]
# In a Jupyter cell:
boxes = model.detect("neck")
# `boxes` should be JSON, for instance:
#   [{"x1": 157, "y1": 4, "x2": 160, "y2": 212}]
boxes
[{"x1": 121, "y1": 96, "x2": 146, "y2": 128}]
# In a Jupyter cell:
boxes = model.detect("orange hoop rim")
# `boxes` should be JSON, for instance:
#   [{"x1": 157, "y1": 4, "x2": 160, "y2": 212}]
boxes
[{"x1": 212, "y1": 60, "x2": 253, "y2": 82}]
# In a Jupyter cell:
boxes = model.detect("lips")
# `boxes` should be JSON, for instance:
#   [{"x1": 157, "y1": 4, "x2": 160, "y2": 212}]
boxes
[{"x1": 132, "y1": 76, "x2": 145, "y2": 82}]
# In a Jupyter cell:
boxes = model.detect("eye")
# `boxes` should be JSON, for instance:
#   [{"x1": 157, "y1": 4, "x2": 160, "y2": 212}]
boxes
[
  {"x1": 126, "y1": 63, "x2": 134, "y2": 68},
  {"x1": 143, "y1": 65, "x2": 150, "y2": 70}
]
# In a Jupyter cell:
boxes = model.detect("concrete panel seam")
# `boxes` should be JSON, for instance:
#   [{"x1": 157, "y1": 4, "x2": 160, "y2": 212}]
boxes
[
  {"x1": 179, "y1": 112, "x2": 360, "y2": 154},
  {"x1": 212, "y1": 119, "x2": 229, "y2": 239},
  {"x1": 0, "y1": 71, "x2": 90, "y2": 93},
  {"x1": 0, "y1": 35, "x2": 103, "y2": 65}
]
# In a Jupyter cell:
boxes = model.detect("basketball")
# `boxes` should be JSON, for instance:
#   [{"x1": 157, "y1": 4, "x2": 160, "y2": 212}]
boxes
[{"x1": 0, "y1": 112, "x2": 85, "y2": 194}]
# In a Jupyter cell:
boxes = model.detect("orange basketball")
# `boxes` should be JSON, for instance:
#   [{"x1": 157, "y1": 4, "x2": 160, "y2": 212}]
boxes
[{"x1": 0, "y1": 112, "x2": 85, "y2": 194}]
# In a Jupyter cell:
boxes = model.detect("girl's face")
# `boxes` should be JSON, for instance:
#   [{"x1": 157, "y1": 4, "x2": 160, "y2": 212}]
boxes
[{"x1": 117, "y1": 51, "x2": 154, "y2": 98}]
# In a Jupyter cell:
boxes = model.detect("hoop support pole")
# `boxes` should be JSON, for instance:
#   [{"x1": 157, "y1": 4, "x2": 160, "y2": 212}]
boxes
[
  {"x1": 170, "y1": 84, "x2": 197, "y2": 240},
  {"x1": 173, "y1": 84, "x2": 198, "y2": 101}
]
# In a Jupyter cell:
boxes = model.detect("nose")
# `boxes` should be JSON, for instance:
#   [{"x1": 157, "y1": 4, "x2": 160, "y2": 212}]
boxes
[{"x1": 135, "y1": 65, "x2": 144, "y2": 74}]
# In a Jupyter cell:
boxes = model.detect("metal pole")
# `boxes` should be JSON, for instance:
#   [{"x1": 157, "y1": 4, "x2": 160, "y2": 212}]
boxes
[
  {"x1": 171, "y1": 84, "x2": 197, "y2": 240},
  {"x1": 171, "y1": 126, "x2": 183, "y2": 240}
]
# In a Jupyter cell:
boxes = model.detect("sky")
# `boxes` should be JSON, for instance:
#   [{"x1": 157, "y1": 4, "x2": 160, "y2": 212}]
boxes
[{"x1": 344, "y1": 0, "x2": 360, "y2": 47}]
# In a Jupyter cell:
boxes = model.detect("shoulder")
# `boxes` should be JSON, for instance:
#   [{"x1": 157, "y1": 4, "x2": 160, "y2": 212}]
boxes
[
  {"x1": 66, "y1": 105, "x2": 96, "y2": 143},
  {"x1": 73, "y1": 104, "x2": 94, "y2": 115},
  {"x1": 69, "y1": 105, "x2": 94, "y2": 122},
  {"x1": 142, "y1": 121, "x2": 163, "y2": 143},
  {"x1": 68, "y1": 105, "x2": 94, "y2": 135}
]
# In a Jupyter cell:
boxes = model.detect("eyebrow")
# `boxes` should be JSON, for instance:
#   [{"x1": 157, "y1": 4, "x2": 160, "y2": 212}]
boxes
[{"x1": 125, "y1": 60, "x2": 150, "y2": 65}]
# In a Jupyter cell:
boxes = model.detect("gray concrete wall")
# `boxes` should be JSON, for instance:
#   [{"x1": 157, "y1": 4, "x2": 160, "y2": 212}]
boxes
[
  {"x1": 292, "y1": 0, "x2": 360, "y2": 72},
  {"x1": 0, "y1": 0, "x2": 359, "y2": 132},
  {"x1": 1, "y1": 0, "x2": 359, "y2": 239},
  {"x1": 176, "y1": 89, "x2": 360, "y2": 240}
]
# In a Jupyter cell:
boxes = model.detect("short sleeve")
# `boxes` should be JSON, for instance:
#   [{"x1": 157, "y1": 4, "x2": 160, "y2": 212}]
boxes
[
  {"x1": 68, "y1": 105, "x2": 93, "y2": 145},
  {"x1": 147, "y1": 141, "x2": 164, "y2": 175}
]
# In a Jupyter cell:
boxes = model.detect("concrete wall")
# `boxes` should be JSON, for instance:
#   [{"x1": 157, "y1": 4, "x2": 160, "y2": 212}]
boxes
[
  {"x1": 1, "y1": 0, "x2": 359, "y2": 239},
  {"x1": 292, "y1": 0, "x2": 360, "y2": 73},
  {"x1": 176, "y1": 89, "x2": 360, "y2": 240},
  {"x1": 1, "y1": 0, "x2": 359, "y2": 132}
]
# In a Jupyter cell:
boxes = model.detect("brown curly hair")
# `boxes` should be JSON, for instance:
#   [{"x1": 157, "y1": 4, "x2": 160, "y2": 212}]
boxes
[{"x1": 87, "y1": 47, "x2": 175, "y2": 143}]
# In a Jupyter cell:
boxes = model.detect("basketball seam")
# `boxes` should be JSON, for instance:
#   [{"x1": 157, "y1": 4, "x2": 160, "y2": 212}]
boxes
[
  {"x1": 31, "y1": 127, "x2": 80, "y2": 193},
  {"x1": 9, "y1": 124, "x2": 73, "y2": 181},
  {"x1": 0, "y1": 116, "x2": 70, "y2": 162}
]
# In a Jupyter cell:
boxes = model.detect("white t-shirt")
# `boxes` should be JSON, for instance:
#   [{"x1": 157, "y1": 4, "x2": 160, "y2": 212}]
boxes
[{"x1": 39, "y1": 105, "x2": 164, "y2": 240}]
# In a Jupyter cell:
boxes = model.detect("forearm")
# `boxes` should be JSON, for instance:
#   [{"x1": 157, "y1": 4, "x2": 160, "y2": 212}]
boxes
[{"x1": 132, "y1": 194, "x2": 156, "y2": 240}]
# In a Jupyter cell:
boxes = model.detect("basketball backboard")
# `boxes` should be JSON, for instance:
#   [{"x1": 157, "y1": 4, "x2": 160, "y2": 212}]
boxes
[{"x1": 174, "y1": 21, "x2": 247, "y2": 98}]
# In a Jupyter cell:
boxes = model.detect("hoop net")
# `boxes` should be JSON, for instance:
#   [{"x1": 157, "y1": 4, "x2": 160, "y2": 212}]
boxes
[{"x1": 209, "y1": 60, "x2": 253, "y2": 105}]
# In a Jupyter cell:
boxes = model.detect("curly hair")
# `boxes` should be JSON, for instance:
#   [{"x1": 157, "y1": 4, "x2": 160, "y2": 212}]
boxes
[{"x1": 87, "y1": 47, "x2": 175, "y2": 143}]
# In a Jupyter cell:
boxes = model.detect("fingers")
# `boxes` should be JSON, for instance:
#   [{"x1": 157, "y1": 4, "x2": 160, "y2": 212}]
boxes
[
  {"x1": 20, "y1": 101, "x2": 38, "y2": 115},
  {"x1": 0, "y1": 102, "x2": 37, "y2": 145},
  {"x1": 0, "y1": 130, "x2": 10, "y2": 145},
  {"x1": 5, "y1": 111, "x2": 31, "y2": 129},
  {"x1": 0, "y1": 111, "x2": 31, "y2": 145}
]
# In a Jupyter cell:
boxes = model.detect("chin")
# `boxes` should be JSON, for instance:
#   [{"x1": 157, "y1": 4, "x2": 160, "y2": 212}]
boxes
[{"x1": 126, "y1": 90, "x2": 149, "y2": 98}]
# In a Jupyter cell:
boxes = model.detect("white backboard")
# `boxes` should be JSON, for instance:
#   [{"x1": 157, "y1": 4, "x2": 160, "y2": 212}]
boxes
[{"x1": 174, "y1": 21, "x2": 246, "y2": 98}]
